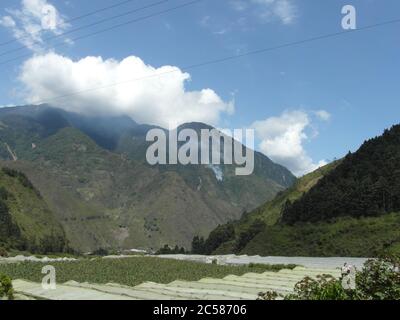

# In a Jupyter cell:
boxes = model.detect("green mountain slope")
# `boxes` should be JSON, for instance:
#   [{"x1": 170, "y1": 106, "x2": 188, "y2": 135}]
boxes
[
  {"x1": 0, "y1": 105, "x2": 296, "y2": 252},
  {"x1": 203, "y1": 162, "x2": 338, "y2": 254},
  {"x1": 209, "y1": 125, "x2": 400, "y2": 257},
  {"x1": 240, "y1": 213, "x2": 400, "y2": 257},
  {"x1": 0, "y1": 167, "x2": 68, "y2": 253},
  {"x1": 281, "y1": 125, "x2": 400, "y2": 224},
  {"x1": 239, "y1": 161, "x2": 340, "y2": 227}
]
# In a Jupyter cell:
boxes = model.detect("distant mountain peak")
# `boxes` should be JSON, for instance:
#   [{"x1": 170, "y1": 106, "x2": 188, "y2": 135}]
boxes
[
  {"x1": 177, "y1": 122, "x2": 214, "y2": 131},
  {"x1": 0, "y1": 104, "x2": 296, "y2": 251}
]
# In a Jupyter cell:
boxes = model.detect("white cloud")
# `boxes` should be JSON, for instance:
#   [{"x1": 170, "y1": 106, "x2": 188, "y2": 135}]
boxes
[
  {"x1": 270, "y1": 0, "x2": 296, "y2": 25},
  {"x1": 315, "y1": 110, "x2": 331, "y2": 121},
  {"x1": 19, "y1": 53, "x2": 234, "y2": 129},
  {"x1": 251, "y1": 110, "x2": 327, "y2": 176},
  {"x1": 232, "y1": 0, "x2": 297, "y2": 25},
  {"x1": 0, "y1": 16, "x2": 16, "y2": 28},
  {"x1": 0, "y1": 104, "x2": 17, "y2": 108},
  {"x1": 0, "y1": 0, "x2": 68, "y2": 52}
]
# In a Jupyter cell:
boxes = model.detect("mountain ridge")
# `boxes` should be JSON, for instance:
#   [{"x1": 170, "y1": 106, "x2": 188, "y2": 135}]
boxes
[{"x1": 0, "y1": 104, "x2": 296, "y2": 252}]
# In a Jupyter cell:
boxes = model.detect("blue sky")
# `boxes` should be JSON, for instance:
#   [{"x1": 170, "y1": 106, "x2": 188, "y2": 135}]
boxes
[{"x1": 0, "y1": 0, "x2": 399, "y2": 175}]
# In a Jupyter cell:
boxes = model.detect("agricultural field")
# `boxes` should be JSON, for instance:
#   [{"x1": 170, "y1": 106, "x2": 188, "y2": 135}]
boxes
[{"x1": 0, "y1": 256, "x2": 294, "y2": 287}]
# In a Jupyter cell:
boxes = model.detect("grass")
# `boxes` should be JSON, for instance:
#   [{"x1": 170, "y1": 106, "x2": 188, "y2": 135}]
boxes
[{"x1": 0, "y1": 257, "x2": 295, "y2": 287}]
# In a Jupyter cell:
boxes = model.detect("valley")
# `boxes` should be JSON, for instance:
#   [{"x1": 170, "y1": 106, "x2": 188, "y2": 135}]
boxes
[
  {"x1": 0, "y1": 0, "x2": 399, "y2": 304},
  {"x1": 2, "y1": 105, "x2": 400, "y2": 259}
]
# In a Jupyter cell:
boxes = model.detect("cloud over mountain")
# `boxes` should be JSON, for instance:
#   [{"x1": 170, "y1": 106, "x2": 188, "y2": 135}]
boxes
[
  {"x1": 252, "y1": 110, "x2": 328, "y2": 176},
  {"x1": 19, "y1": 52, "x2": 234, "y2": 128}
]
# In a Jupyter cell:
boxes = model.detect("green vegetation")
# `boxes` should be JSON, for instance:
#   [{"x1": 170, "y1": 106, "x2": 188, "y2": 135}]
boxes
[
  {"x1": 0, "y1": 106, "x2": 295, "y2": 252},
  {"x1": 207, "y1": 125, "x2": 400, "y2": 256},
  {"x1": 203, "y1": 162, "x2": 339, "y2": 254},
  {"x1": 233, "y1": 219, "x2": 266, "y2": 253},
  {"x1": 243, "y1": 161, "x2": 340, "y2": 227},
  {"x1": 282, "y1": 125, "x2": 400, "y2": 224},
  {"x1": 90, "y1": 248, "x2": 111, "y2": 256},
  {"x1": 0, "y1": 257, "x2": 292, "y2": 287},
  {"x1": 238, "y1": 213, "x2": 400, "y2": 257},
  {"x1": 156, "y1": 245, "x2": 186, "y2": 255},
  {"x1": 286, "y1": 274, "x2": 347, "y2": 300},
  {"x1": 0, "y1": 274, "x2": 14, "y2": 300},
  {"x1": 0, "y1": 247, "x2": 8, "y2": 257},
  {"x1": 2, "y1": 167, "x2": 40, "y2": 196},
  {"x1": 0, "y1": 167, "x2": 69, "y2": 254},
  {"x1": 260, "y1": 256, "x2": 400, "y2": 300},
  {"x1": 191, "y1": 223, "x2": 236, "y2": 254}
]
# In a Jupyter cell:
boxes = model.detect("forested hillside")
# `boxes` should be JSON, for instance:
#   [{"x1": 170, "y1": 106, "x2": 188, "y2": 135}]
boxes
[
  {"x1": 193, "y1": 162, "x2": 339, "y2": 255},
  {"x1": 282, "y1": 125, "x2": 400, "y2": 224},
  {"x1": 204, "y1": 125, "x2": 400, "y2": 257}
]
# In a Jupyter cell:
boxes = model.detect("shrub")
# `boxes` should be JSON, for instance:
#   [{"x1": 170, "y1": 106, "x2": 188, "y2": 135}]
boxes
[
  {"x1": 355, "y1": 255, "x2": 400, "y2": 300},
  {"x1": 0, "y1": 247, "x2": 8, "y2": 257},
  {"x1": 285, "y1": 274, "x2": 350, "y2": 300},
  {"x1": 258, "y1": 291, "x2": 280, "y2": 300},
  {"x1": 259, "y1": 256, "x2": 400, "y2": 300},
  {"x1": 0, "y1": 274, "x2": 14, "y2": 300}
]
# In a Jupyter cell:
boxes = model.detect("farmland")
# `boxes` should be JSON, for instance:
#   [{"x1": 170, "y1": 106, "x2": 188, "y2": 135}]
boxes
[{"x1": 0, "y1": 256, "x2": 294, "y2": 287}]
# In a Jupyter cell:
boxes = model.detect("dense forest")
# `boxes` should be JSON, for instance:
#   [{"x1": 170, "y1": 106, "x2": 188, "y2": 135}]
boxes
[{"x1": 282, "y1": 125, "x2": 400, "y2": 224}]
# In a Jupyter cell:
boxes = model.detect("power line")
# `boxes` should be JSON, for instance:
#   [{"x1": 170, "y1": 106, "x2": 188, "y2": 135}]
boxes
[
  {"x1": 0, "y1": 0, "x2": 140, "y2": 47},
  {"x1": 28, "y1": 17, "x2": 400, "y2": 106},
  {"x1": 0, "y1": 0, "x2": 171, "y2": 58},
  {"x1": 0, "y1": 0, "x2": 203, "y2": 66}
]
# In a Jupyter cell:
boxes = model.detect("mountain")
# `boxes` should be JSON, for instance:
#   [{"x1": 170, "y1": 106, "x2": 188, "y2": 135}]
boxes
[
  {"x1": 0, "y1": 167, "x2": 68, "y2": 254},
  {"x1": 281, "y1": 125, "x2": 400, "y2": 224},
  {"x1": 0, "y1": 105, "x2": 295, "y2": 252},
  {"x1": 194, "y1": 161, "x2": 339, "y2": 255},
  {"x1": 206, "y1": 125, "x2": 400, "y2": 257},
  {"x1": 234, "y1": 161, "x2": 340, "y2": 227}
]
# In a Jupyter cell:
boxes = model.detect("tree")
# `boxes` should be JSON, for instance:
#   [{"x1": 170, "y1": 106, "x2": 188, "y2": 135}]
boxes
[
  {"x1": 203, "y1": 224, "x2": 235, "y2": 254},
  {"x1": 234, "y1": 219, "x2": 266, "y2": 253},
  {"x1": 191, "y1": 236, "x2": 206, "y2": 254},
  {"x1": 0, "y1": 274, "x2": 14, "y2": 300},
  {"x1": 281, "y1": 124, "x2": 400, "y2": 224},
  {"x1": 156, "y1": 244, "x2": 186, "y2": 255}
]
